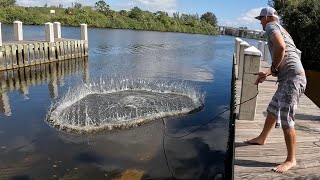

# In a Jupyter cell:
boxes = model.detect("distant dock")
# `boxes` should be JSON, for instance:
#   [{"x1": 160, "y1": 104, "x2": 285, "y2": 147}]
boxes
[
  {"x1": 0, "y1": 21, "x2": 88, "y2": 71},
  {"x1": 231, "y1": 38, "x2": 320, "y2": 179}
]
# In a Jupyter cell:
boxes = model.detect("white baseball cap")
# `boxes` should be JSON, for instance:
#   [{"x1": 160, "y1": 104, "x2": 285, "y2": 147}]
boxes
[{"x1": 255, "y1": 7, "x2": 279, "y2": 20}]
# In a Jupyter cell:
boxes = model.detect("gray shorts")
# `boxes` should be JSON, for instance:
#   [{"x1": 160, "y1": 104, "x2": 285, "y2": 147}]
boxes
[{"x1": 267, "y1": 75, "x2": 307, "y2": 128}]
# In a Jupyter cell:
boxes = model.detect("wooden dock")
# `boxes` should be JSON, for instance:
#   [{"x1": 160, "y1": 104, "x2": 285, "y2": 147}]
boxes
[
  {"x1": 0, "y1": 22, "x2": 88, "y2": 71},
  {"x1": 234, "y1": 60, "x2": 320, "y2": 179},
  {"x1": 0, "y1": 38, "x2": 88, "y2": 71}
]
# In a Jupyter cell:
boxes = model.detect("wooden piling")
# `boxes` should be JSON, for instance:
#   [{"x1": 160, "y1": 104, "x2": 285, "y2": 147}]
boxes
[
  {"x1": 263, "y1": 42, "x2": 268, "y2": 62},
  {"x1": 234, "y1": 38, "x2": 243, "y2": 65},
  {"x1": 0, "y1": 22, "x2": 3, "y2": 70},
  {"x1": 13, "y1": 21, "x2": 23, "y2": 41},
  {"x1": 238, "y1": 41, "x2": 250, "y2": 80},
  {"x1": 238, "y1": 46, "x2": 261, "y2": 120}
]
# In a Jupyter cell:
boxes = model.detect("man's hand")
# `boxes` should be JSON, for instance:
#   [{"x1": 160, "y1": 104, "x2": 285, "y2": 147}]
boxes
[{"x1": 254, "y1": 72, "x2": 270, "y2": 85}]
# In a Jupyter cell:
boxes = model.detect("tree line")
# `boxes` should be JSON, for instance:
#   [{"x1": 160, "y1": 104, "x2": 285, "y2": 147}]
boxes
[
  {"x1": 0, "y1": 0, "x2": 218, "y2": 35},
  {"x1": 269, "y1": 0, "x2": 320, "y2": 70}
]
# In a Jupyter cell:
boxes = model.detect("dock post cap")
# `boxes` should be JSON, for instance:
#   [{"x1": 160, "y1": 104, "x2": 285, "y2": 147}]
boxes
[
  {"x1": 235, "y1": 37, "x2": 243, "y2": 41},
  {"x1": 53, "y1": 22, "x2": 61, "y2": 24},
  {"x1": 240, "y1": 41, "x2": 250, "y2": 46},
  {"x1": 45, "y1": 22, "x2": 53, "y2": 24},
  {"x1": 244, "y1": 46, "x2": 262, "y2": 56},
  {"x1": 13, "y1": 20, "x2": 22, "y2": 23}
]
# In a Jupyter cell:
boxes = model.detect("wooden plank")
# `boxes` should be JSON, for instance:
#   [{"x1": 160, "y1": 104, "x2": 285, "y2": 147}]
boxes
[
  {"x1": 44, "y1": 43, "x2": 49, "y2": 63},
  {"x1": 79, "y1": 40, "x2": 83, "y2": 57},
  {"x1": 5, "y1": 46, "x2": 13, "y2": 70},
  {"x1": 67, "y1": 41, "x2": 71, "y2": 59},
  {"x1": 63, "y1": 41, "x2": 68, "y2": 60},
  {"x1": 11, "y1": 45, "x2": 18, "y2": 68},
  {"x1": 17, "y1": 45, "x2": 23, "y2": 68},
  {"x1": 0, "y1": 46, "x2": 5, "y2": 71},
  {"x1": 29, "y1": 44, "x2": 35, "y2": 66},
  {"x1": 73, "y1": 41, "x2": 77, "y2": 59},
  {"x1": 34, "y1": 43, "x2": 40, "y2": 65},
  {"x1": 23, "y1": 44, "x2": 29, "y2": 67},
  {"x1": 39, "y1": 43, "x2": 44, "y2": 64},
  {"x1": 49, "y1": 42, "x2": 55, "y2": 61},
  {"x1": 57, "y1": 41, "x2": 62, "y2": 60},
  {"x1": 56, "y1": 42, "x2": 61, "y2": 61},
  {"x1": 77, "y1": 40, "x2": 81, "y2": 58},
  {"x1": 78, "y1": 40, "x2": 82, "y2": 58},
  {"x1": 71, "y1": 41, "x2": 75, "y2": 59}
]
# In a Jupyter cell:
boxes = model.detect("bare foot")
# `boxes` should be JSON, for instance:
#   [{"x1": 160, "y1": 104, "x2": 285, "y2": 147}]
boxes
[
  {"x1": 243, "y1": 137, "x2": 265, "y2": 145},
  {"x1": 272, "y1": 160, "x2": 296, "y2": 173}
]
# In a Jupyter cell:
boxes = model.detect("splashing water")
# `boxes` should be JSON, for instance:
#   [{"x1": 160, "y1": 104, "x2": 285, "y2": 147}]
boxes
[{"x1": 46, "y1": 77, "x2": 204, "y2": 134}]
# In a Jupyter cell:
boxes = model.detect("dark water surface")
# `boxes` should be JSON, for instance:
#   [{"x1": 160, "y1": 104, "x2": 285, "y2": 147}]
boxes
[{"x1": 0, "y1": 25, "x2": 260, "y2": 179}]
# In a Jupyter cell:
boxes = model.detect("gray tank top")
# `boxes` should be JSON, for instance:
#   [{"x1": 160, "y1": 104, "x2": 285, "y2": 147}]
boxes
[{"x1": 265, "y1": 22, "x2": 304, "y2": 82}]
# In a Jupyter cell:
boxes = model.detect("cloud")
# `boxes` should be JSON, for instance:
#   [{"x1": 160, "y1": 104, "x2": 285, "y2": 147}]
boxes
[
  {"x1": 238, "y1": 8, "x2": 262, "y2": 24},
  {"x1": 113, "y1": 0, "x2": 177, "y2": 14},
  {"x1": 17, "y1": 0, "x2": 95, "y2": 7},
  {"x1": 17, "y1": 0, "x2": 177, "y2": 15},
  {"x1": 219, "y1": 7, "x2": 263, "y2": 30}
]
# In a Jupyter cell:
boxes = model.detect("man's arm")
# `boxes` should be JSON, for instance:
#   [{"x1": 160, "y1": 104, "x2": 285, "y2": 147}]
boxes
[{"x1": 271, "y1": 31, "x2": 286, "y2": 68}]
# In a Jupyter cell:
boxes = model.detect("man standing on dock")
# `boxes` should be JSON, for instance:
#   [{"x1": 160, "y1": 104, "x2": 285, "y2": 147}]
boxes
[{"x1": 244, "y1": 7, "x2": 307, "y2": 173}]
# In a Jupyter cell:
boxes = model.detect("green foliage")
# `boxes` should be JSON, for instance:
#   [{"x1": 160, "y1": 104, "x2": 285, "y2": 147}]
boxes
[
  {"x1": 128, "y1": 6, "x2": 143, "y2": 20},
  {"x1": 0, "y1": 0, "x2": 15, "y2": 7},
  {"x1": 94, "y1": 0, "x2": 109, "y2": 13},
  {"x1": 270, "y1": 0, "x2": 320, "y2": 70},
  {"x1": 0, "y1": 2, "x2": 218, "y2": 36},
  {"x1": 201, "y1": 12, "x2": 217, "y2": 27},
  {"x1": 73, "y1": 2, "x2": 82, "y2": 9}
]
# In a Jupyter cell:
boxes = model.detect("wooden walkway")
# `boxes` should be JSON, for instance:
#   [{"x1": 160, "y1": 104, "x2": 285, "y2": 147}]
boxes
[{"x1": 234, "y1": 61, "x2": 320, "y2": 179}]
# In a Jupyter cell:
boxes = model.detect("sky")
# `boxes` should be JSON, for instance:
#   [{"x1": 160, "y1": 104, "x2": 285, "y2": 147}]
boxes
[{"x1": 16, "y1": 0, "x2": 270, "y2": 30}]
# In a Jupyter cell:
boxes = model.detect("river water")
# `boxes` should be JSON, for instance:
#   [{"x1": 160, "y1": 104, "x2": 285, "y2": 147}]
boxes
[{"x1": 0, "y1": 25, "x2": 260, "y2": 179}]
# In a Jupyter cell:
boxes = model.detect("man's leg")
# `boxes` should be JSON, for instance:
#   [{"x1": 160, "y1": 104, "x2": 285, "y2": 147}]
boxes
[
  {"x1": 244, "y1": 112, "x2": 276, "y2": 145},
  {"x1": 272, "y1": 128, "x2": 296, "y2": 173}
]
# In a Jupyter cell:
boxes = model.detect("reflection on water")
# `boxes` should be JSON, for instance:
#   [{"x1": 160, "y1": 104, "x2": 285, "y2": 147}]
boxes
[
  {"x1": 93, "y1": 43, "x2": 174, "y2": 55},
  {"x1": 0, "y1": 57, "x2": 88, "y2": 116}
]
